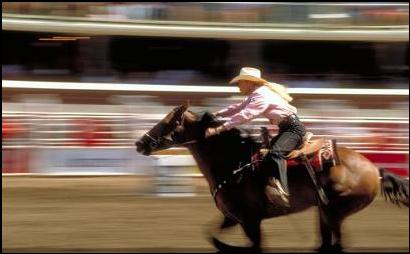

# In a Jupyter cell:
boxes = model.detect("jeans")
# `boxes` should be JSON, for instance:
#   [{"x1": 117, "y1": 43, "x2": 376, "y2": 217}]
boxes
[{"x1": 265, "y1": 115, "x2": 306, "y2": 193}]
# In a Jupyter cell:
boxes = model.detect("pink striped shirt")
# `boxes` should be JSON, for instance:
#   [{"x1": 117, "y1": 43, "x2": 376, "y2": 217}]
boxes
[{"x1": 217, "y1": 86, "x2": 297, "y2": 130}]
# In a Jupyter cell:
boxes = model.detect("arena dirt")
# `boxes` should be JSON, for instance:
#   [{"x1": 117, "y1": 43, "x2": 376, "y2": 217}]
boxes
[{"x1": 2, "y1": 176, "x2": 408, "y2": 252}]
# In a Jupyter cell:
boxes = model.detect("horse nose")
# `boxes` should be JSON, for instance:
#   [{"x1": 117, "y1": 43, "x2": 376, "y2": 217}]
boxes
[{"x1": 135, "y1": 140, "x2": 143, "y2": 152}]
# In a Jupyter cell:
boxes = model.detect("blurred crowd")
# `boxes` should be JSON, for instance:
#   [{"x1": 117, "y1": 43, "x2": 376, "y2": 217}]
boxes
[
  {"x1": 3, "y1": 3, "x2": 408, "y2": 88},
  {"x1": 3, "y1": 2, "x2": 409, "y2": 25}
]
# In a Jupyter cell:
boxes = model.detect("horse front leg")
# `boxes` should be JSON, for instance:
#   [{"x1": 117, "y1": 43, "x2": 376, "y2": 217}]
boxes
[
  {"x1": 219, "y1": 215, "x2": 238, "y2": 232},
  {"x1": 210, "y1": 215, "x2": 263, "y2": 253},
  {"x1": 240, "y1": 217, "x2": 262, "y2": 253},
  {"x1": 208, "y1": 215, "x2": 238, "y2": 249}
]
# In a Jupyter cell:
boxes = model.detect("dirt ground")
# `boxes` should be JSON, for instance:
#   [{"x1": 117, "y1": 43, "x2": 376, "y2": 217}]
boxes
[{"x1": 2, "y1": 176, "x2": 409, "y2": 253}]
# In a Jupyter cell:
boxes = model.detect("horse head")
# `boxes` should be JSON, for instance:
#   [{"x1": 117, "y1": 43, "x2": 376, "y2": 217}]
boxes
[{"x1": 135, "y1": 105, "x2": 207, "y2": 155}]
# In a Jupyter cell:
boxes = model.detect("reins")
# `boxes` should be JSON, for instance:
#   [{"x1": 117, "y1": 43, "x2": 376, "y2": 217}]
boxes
[{"x1": 211, "y1": 159, "x2": 263, "y2": 201}]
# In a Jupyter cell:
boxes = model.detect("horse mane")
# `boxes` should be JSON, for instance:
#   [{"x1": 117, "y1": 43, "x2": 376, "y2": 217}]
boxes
[{"x1": 196, "y1": 111, "x2": 260, "y2": 156}]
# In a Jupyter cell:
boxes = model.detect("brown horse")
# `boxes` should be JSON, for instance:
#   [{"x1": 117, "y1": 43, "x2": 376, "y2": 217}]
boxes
[{"x1": 135, "y1": 105, "x2": 409, "y2": 253}]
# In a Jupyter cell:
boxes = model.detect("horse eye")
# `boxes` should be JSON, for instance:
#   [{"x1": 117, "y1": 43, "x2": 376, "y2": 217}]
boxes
[{"x1": 150, "y1": 140, "x2": 159, "y2": 149}]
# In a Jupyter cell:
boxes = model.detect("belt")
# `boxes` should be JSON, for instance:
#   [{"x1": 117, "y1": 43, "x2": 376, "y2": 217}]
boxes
[
  {"x1": 278, "y1": 114, "x2": 300, "y2": 129},
  {"x1": 281, "y1": 114, "x2": 298, "y2": 123},
  {"x1": 268, "y1": 114, "x2": 299, "y2": 126}
]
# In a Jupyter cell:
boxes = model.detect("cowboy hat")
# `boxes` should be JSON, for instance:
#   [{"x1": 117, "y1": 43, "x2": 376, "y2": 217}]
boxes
[
  {"x1": 229, "y1": 67, "x2": 293, "y2": 102},
  {"x1": 229, "y1": 67, "x2": 269, "y2": 85}
]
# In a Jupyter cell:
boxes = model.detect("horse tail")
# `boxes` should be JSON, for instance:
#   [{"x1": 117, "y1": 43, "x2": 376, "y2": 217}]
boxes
[{"x1": 379, "y1": 168, "x2": 409, "y2": 207}]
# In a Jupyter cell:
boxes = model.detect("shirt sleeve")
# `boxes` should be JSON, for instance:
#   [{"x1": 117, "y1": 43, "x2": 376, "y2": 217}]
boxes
[
  {"x1": 216, "y1": 98, "x2": 247, "y2": 117},
  {"x1": 222, "y1": 91, "x2": 269, "y2": 130}
]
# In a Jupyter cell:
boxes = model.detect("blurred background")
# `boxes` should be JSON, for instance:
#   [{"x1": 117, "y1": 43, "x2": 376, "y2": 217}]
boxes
[{"x1": 2, "y1": 2, "x2": 409, "y2": 253}]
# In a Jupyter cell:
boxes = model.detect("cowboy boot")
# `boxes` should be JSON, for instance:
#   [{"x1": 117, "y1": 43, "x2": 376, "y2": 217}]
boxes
[
  {"x1": 264, "y1": 153, "x2": 290, "y2": 207},
  {"x1": 265, "y1": 177, "x2": 290, "y2": 207},
  {"x1": 271, "y1": 152, "x2": 290, "y2": 195}
]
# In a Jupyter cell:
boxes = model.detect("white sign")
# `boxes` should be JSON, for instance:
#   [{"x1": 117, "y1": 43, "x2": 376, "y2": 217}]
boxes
[{"x1": 33, "y1": 148, "x2": 155, "y2": 175}]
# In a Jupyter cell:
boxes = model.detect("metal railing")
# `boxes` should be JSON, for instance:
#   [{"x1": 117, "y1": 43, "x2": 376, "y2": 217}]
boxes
[{"x1": 2, "y1": 109, "x2": 408, "y2": 153}]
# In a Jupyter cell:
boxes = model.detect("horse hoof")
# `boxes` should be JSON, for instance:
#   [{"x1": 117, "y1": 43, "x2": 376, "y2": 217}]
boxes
[
  {"x1": 212, "y1": 236, "x2": 262, "y2": 253},
  {"x1": 315, "y1": 244, "x2": 332, "y2": 253},
  {"x1": 332, "y1": 244, "x2": 344, "y2": 253},
  {"x1": 250, "y1": 246, "x2": 262, "y2": 253},
  {"x1": 212, "y1": 236, "x2": 232, "y2": 253},
  {"x1": 315, "y1": 244, "x2": 343, "y2": 253}
]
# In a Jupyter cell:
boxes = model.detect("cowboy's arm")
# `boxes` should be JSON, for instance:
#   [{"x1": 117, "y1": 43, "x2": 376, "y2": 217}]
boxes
[
  {"x1": 222, "y1": 92, "x2": 269, "y2": 130},
  {"x1": 215, "y1": 99, "x2": 247, "y2": 117}
]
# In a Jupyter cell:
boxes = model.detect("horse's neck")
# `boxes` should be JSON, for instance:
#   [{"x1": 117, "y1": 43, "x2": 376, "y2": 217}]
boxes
[
  {"x1": 187, "y1": 139, "x2": 243, "y2": 189},
  {"x1": 186, "y1": 144, "x2": 218, "y2": 188}
]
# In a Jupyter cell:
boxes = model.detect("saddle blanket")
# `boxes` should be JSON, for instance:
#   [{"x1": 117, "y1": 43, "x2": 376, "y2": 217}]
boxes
[{"x1": 287, "y1": 139, "x2": 340, "y2": 172}]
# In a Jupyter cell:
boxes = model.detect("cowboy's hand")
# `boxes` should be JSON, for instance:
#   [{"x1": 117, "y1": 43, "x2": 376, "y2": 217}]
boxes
[
  {"x1": 205, "y1": 127, "x2": 218, "y2": 138},
  {"x1": 205, "y1": 126, "x2": 225, "y2": 138},
  {"x1": 286, "y1": 149, "x2": 301, "y2": 159},
  {"x1": 260, "y1": 148, "x2": 270, "y2": 157}
]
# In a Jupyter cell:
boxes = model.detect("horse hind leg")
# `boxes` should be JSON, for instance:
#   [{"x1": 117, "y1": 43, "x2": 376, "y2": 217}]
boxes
[
  {"x1": 316, "y1": 206, "x2": 333, "y2": 253},
  {"x1": 330, "y1": 218, "x2": 343, "y2": 253},
  {"x1": 316, "y1": 203, "x2": 348, "y2": 253}
]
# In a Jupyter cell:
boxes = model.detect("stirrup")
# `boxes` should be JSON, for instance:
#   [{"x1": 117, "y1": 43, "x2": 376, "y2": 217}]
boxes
[
  {"x1": 268, "y1": 178, "x2": 289, "y2": 196},
  {"x1": 265, "y1": 185, "x2": 290, "y2": 207},
  {"x1": 265, "y1": 178, "x2": 290, "y2": 207}
]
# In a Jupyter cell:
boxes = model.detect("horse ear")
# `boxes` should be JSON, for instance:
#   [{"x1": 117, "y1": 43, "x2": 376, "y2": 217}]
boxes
[
  {"x1": 173, "y1": 104, "x2": 187, "y2": 113},
  {"x1": 182, "y1": 104, "x2": 188, "y2": 111},
  {"x1": 179, "y1": 104, "x2": 187, "y2": 113}
]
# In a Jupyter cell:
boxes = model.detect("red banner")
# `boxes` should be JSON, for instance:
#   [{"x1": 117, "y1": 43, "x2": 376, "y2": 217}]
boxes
[
  {"x1": 2, "y1": 148, "x2": 31, "y2": 173},
  {"x1": 361, "y1": 152, "x2": 409, "y2": 177}
]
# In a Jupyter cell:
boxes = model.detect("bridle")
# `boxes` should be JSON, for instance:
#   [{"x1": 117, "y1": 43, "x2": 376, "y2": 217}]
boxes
[
  {"x1": 143, "y1": 132, "x2": 197, "y2": 148},
  {"x1": 143, "y1": 111, "x2": 197, "y2": 150},
  {"x1": 144, "y1": 133, "x2": 161, "y2": 149}
]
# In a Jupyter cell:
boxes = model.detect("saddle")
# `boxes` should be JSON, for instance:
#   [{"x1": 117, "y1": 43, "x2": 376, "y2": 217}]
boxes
[
  {"x1": 258, "y1": 132, "x2": 325, "y2": 159},
  {"x1": 286, "y1": 132, "x2": 326, "y2": 160},
  {"x1": 256, "y1": 131, "x2": 339, "y2": 173}
]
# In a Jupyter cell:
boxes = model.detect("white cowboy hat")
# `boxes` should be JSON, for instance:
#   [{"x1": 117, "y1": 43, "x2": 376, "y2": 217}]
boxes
[
  {"x1": 229, "y1": 67, "x2": 293, "y2": 102},
  {"x1": 229, "y1": 67, "x2": 269, "y2": 85}
]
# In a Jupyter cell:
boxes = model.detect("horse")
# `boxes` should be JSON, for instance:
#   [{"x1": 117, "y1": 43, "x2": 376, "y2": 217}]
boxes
[{"x1": 135, "y1": 105, "x2": 409, "y2": 253}]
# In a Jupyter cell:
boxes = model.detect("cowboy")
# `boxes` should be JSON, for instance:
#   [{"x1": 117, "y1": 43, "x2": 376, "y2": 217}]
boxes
[{"x1": 205, "y1": 67, "x2": 306, "y2": 207}]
